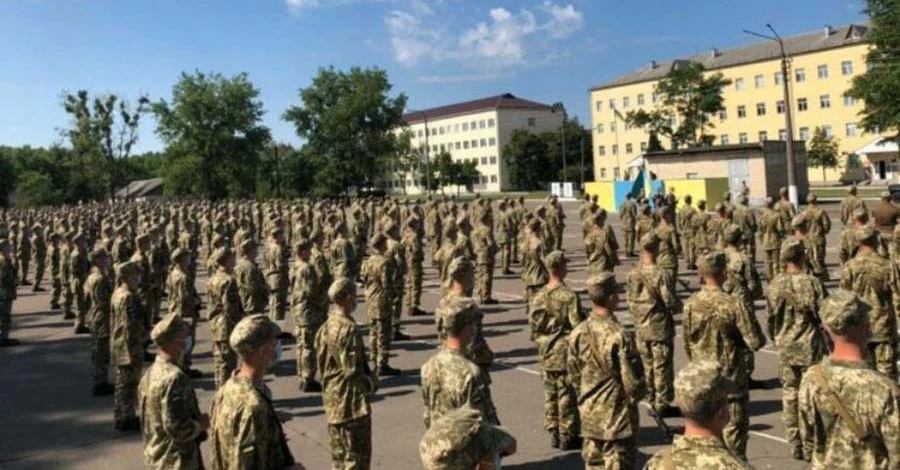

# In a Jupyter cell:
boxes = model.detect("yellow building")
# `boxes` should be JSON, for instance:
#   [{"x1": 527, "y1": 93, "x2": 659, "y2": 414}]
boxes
[{"x1": 590, "y1": 23, "x2": 886, "y2": 185}]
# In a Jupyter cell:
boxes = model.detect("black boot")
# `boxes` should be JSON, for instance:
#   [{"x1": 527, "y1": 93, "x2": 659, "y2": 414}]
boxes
[
  {"x1": 559, "y1": 435, "x2": 581, "y2": 450},
  {"x1": 186, "y1": 368, "x2": 203, "y2": 379},
  {"x1": 482, "y1": 298, "x2": 499, "y2": 305},
  {"x1": 74, "y1": 325, "x2": 90, "y2": 334},
  {"x1": 116, "y1": 417, "x2": 141, "y2": 432},
  {"x1": 92, "y1": 382, "x2": 115, "y2": 396},
  {"x1": 550, "y1": 432, "x2": 560, "y2": 449},
  {"x1": 379, "y1": 365, "x2": 402, "y2": 376},
  {"x1": 300, "y1": 380, "x2": 323, "y2": 393},
  {"x1": 393, "y1": 331, "x2": 411, "y2": 341}
]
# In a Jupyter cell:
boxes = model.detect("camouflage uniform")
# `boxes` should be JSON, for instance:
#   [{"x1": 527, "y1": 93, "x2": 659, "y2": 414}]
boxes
[
  {"x1": 291, "y1": 257, "x2": 321, "y2": 387},
  {"x1": 129, "y1": 244, "x2": 154, "y2": 331},
  {"x1": 691, "y1": 204, "x2": 710, "y2": 258},
  {"x1": 620, "y1": 197, "x2": 638, "y2": 256},
  {"x1": 401, "y1": 223, "x2": 424, "y2": 315},
  {"x1": 166, "y1": 262, "x2": 200, "y2": 369},
  {"x1": 30, "y1": 229, "x2": 46, "y2": 291},
  {"x1": 48, "y1": 236, "x2": 62, "y2": 309},
  {"x1": 0, "y1": 247, "x2": 15, "y2": 342},
  {"x1": 585, "y1": 218, "x2": 619, "y2": 275},
  {"x1": 207, "y1": 264, "x2": 245, "y2": 388},
  {"x1": 731, "y1": 198, "x2": 757, "y2": 261},
  {"x1": 471, "y1": 215, "x2": 497, "y2": 303},
  {"x1": 655, "y1": 222, "x2": 679, "y2": 287},
  {"x1": 678, "y1": 202, "x2": 698, "y2": 269},
  {"x1": 419, "y1": 407, "x2": 516, "y2": 470},
  {"x1": 316, "y1": 307, "x2": 374, "y2": 470},
  {"x1": 421, "y1": 347, "x2": 498, "y2": 429},
  {"x1": 16, "y1": 227, "x2": 31, "y2": 284},
  {"x1": 361, "y1": 244, "x2": 394, "y2": 371},
  {"x1": 263, "y1": 234, "x2": 289, "y2": 322},
  {"x1": 235, "y1": 253, "x2": 268, "y2": 316},
  {"x1": 839, "y1": 191, "x2": 867, "y2": 226},
  {"x1": 111, "y1": 272, "x2": 147, "y2": 427},
  {"x1": 139, "y1": 355, "x2": 204, "y2": 469},
  {"x1": 70, "y1": 244, "x2": 91, "y2": 330},
  {"x1": 804, "y1": 200, "x2": 832, "y2": 280},
  {"x1": 496, "y1": 205, "x2": 512, "y2": 273},
  {"x1": 644, "y1": 435, "x2": 753, "y2": 469},
  {"x1": 521, "y1": 230, "x2": 548, "y2": 316},
  {"x1": 758, "y1": 205, "x2": 785, "y2": 279},
  {"x1": 85, "y1": 268, "x2": 112, "y2": 387}
]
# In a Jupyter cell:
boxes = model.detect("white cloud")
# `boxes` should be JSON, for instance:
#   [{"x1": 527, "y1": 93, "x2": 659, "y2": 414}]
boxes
[
  {"x1": 541, "y1": 2, "x2": 583, "y2": 39},
  {"x1": 284, "y1": 0, "x2": 320, "y2": 14}
]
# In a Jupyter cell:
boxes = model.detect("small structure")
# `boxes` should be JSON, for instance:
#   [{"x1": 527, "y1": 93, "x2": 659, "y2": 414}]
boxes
[
  {"x1": 856, "y1": 138, "x2": 899, "y2": 182},
  {"x1": 115, "y1": 178, "x2": 164, "y2": 201}
]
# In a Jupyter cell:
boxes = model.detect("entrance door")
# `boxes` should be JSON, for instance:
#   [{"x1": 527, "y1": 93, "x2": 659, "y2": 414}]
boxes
[
  {"x1": 878, "y1": 161, "x2": 887, "y2": 180},
  {"x1": 727, "y1": 159, "x2": 750, "y2": 199}
]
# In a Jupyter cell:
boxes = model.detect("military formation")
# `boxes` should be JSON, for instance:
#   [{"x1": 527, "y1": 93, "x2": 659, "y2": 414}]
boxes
[{"x1": 0, "y1": 185, "x2": 899, "y2": 469}]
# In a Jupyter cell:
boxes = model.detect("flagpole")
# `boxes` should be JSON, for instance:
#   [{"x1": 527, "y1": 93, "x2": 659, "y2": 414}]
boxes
[{"x1": 613, "y1": 107, "x2": 621, "y2": 181}]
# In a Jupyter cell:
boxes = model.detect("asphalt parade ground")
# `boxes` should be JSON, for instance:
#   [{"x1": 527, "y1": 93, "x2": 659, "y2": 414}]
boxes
[{"x1": 0, "y1": 200, "x2": 847, "y2": 469}]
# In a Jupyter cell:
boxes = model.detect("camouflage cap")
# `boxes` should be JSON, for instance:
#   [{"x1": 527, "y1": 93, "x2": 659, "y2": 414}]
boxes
[
  {"x1": 779, "y1": 186, "x2": 788, "y2": 195},
  {"x1": 151, "y1": 313, "x2": 188, "y2": 347},
  {"x1": 229, "y1": 314, "x2": 281, "y2": 357},
  {"x1": 327, "y1": 277, "x2": 356, "y2": 303},
  {"x1": 170, "y1": 247, "x2": 190, "y2": 263},
  {"x1": 674, "y1": 361, "x2": 736, "y2": 419},
  {"x1": 820, "y1": 289, "x2": 871, "y2": 335},
  {"x1": 639, "y1": 233, "x2": 661, "y2": 252},
  {"x1": 779, "y1": 238, "x2": 805, "y2": 264},
  {"x1": 586, "y1": 271, "x2": 617, "y2": 299},
  {"x1": 436, "y1": 296, "x2": 481, "y2": 336},
  {"x1": 446, "y1": 256, "x2": 474, "y2": 280},
  {"x1": 527, "y1": 218, "x2": 542, "y2": 232},
  {"x1": 88, "y1": 247, "x2": 109, "y2": 265},
  {"x1": 419, "y1": 407, "x2": 515, "y2": 470},
  {"x1": 543, "y1": 250, "x2": 568, "y2": 272},
  {"x1": 697, "y1": 251, "x2": 726, "y2": 275},
  {"x1": 115, "y1": 260, "x2": 142, "y2": 280},
  {"x1": 723, "y1": 225, "x2": 742, "y2": 245},
  {"x1": 857, "y1": 226, "x2": 879, "y2": 246},
  {"x1": 790, "y1": 214, "x2": 808, "y2": 229}
]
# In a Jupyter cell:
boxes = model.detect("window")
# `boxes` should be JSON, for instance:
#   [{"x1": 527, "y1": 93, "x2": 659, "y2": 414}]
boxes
[
  {"x1": 720, "y1": 134, "x2": 730, "y2": 145},
  {"x1": 774, "y1": 71, "x2": 784, "y2": 85},
  {"x1": 640, "y1": 142, "x2": 648, "y2": 151},
  {"x1": 739, "y1": 133, "x2": 748, "y2": 144},
  {"x1": 432, "y1": 145, "x2": 438, "y2": 152},
  {"x1": 479, "y1": 120, "x2": 486, "y2": 129},
  {"x1": 755, "y1": 74, "x2": 765, "y2": 88},
  {"x1": 756, "y1": 102, "x2": 766, "y2": 116},
  {"x1": 488, "y1": 119, "x2": 495, "y2": 128},
  {"x1": 470, "y1": 121, "x2": 477, "y2": 129},
  {"x1": 776, "y1": 100, "x2": 786, "y2": 114},
  {"x1": 608, "y1": 98, "x2": 616, "y2": 109},
  {"x1": 417, "y1": 130, "x2": 423, "y2": 138},
  {"x1": 799, "y1": 127, "x2": 810, "y2": 140},
  {"x1": 600, "y1": 168, "x2": 606, "y2": 179},
  {"x1": 462, "y1": 123, "x2": 469, "y2": 131},
  {"x1": 798, "y1": 98, "x2": 808, "y2": 111},
  {"x1": 439, "y1": 144, "x2": 446, "y2": 152},
  {"x1": 735, "y1": 78, "x2": 745, "y2": 91},
  {"x1": 463, "y1": 141, "x2": 469, "y2": 149},
  {"x1": 624, "y1": 121, "x2": 632, "y2": 132},
  {"x1": 820, "y1": 94, "x2": 831, "y2": 109},
  {"x1": 823, "y1": 125, "x2": 834, "y2": 137},
  {"x1": 759, "y1": 131, "x2": 768, "y2": 142},
  {"x1": 480, "y1": 138, "x2": 487, "y2": 147},
  {"x1": 795, "y1": 68, "x2": 806, "y2": 82},
  {"x1": 471, "y1": 140, "x2": 477, "y2": 148},
  {"x1": 623, "y1": 96, "x2": 631, "y2": 108},
  {"x1": 595, "y1": 101, "x2": 602, "y2": 112},
  {"x1": 718, "y1": 109, "x2": 727, "y2": 120},
  {"x1": 737, "y1": 105, "x2": 747, "y2": 118},
  {"x1": 626, "y1": 143, "x2": 633, "y2": 154},
  {"x1": 455, "y1": 142, "x2": 461, "y2": 150},
  {"x1": 846, "y1": 122, "x2": 858, "y2": 137},
  {"x1": 613, "y1": 167, "x2": 620, "y2": 180},
  {"x1": 454, "y1": 124, "x2": 460, "y2": 132},
  {"x1": 637, "y1": 94, "x2": 645, "y2": 106},
  {"x1": 488, "y1": 137, "x2": 496, "y2": 146},
  {"x1": 652, "y1": 93, "x2": 660, "y2": 104},
  {"x1": 778, "y1": 129, "x2": 787, "y2": 141},
  {"x1": 439, "y1": 127, "x2": 445, "y2": 135},
  {"x1": 610, "y1": 121, "x2": 617, "y2": 132},
  {"x1": 490, "y1": 175, "x2": 497, "y2": 183},
  {"x1": 842, "y1": 60, "x2": 853, "y2": 76},
  {"x1": 817, "y1": 64, "x2": 829, "y2": 79},
  {"x1": 527, "y1": 117, "x2": 536, "y2": 127},
  {"x1": 490, "y1": 156, "x2": 497, "y2": 164},
  {"x1": 612, "y1": 144, "x2": 618, "y2": 155},
  {"x1": 597, "y1": 123, "x2": 604, "y2": 134},
  {"x1": 598, "y1": 145, "x2": 606, "y2": 156},
  {"x1": 844, "y1": 95, "x2": 857, "y2": 107}
]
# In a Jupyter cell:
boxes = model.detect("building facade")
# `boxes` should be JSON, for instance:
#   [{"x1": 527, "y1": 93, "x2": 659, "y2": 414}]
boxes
[
  {"x1": 590, "y1": 23, "x2": 884, "y2": 184},
  {"x1": 388, "y1": 93, "x2": 563, "y2": 194}
]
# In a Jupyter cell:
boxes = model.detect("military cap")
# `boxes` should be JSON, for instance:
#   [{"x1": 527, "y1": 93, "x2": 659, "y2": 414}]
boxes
[
  {"x1": 0, "y1": 238, "x2": 9, "y2": 250},
  {"x1": 88, "y1": 247, "x2": 109, "y2": 265},
  {"x1": 697, "y1": 199, "x2": 707, "y2": 208},
  {"x1": 370, "y1": 233, "x2": 387, "y2": 250},
  {"x1": 779, "y1": 238, "x2": 805, "y2": 264},
  {"x1": 239, "y1": 238, "x2": 257, "y2": 253},
  {"x1": 446, "y1": 256, "x2": 474, "y2": 279},
  {"x1": 857, "y1": 226, "x2": 879, "y2": 246},
  {"x1": 151, "y1": 313, "x2": 188, "y2": 347},
  {"x1": 293, "y1": 238, "x2": 311, "y2": 253},
  {"x1": 790, "y1": 214, "x2": 808, "y2": 228},
  {"x1": 674, "y1": 361, "x2": 736, "y2": 419},
  {"x1": 820, "y1": 289, "x2": 871, "y2": 335},
  {"x1": 229, "y1": 314, "x2": 281, "y2": 357},
  {"x1": 436, "y1": 296, "x2": 481, "y2": 335},
  {"x1": 419, "y1": 407, "x2": 515, "y2": 470},
  {"x1": 697, "y1": 251, "x2": 726, "y2": 275},
  {"x1": 115, "y1": 260, "x2": 142, "y2": 280},
  {"x1": 724, "y1": 225, "x2": 742, "y2": 245},
  {"x1": 779, "y1": 186, "x2": 788, "y2": 195},
  {"x1": 639, "y1": 233, "x2": 661, "y2": 252},
  {"x1": 807, "y1": 193, "x2": 818, "y2": 203},
  {"x1": 592, "y1": 209, "x2": 608, "y2": 224},
  {"x1": 170, "y1": 247, "x2": 190, "y2": 263},
  {"x1": 684, "y1": 194, "x2": 693, "y2": 203},
  {"x1": 135, "y1": 233, "x2": 150, "y2": 245},
  {"x1": 765, "y1": 196, "x2": 775, "y2": 207},
  {"x1": 586, "y1": 271, "x2": 617, "y2": 299},
  {"x1": 882, "y1": 191, "x2": 893, "y2": 199},
  {"x1": 328, "y1": 277, "x2": 356, "y2": 303},
  {"x1": 543, "y1": 250, "x2": 568, "y2": 271},
  {"x1": 211, "y1": 247, "x2": 232, "y2": 267}
]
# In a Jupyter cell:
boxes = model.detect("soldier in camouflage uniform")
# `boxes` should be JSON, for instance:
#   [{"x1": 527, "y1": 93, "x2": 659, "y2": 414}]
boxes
[
  {"x1": 521, "y1": 218, "x2": 548, "y2": 317},
  {"x1": 16, "y1": 224, "x2": 31, "y2": 285},
  {"x1": 636, "y1": 203, "x2": 656, "y2": 247},
  {"x1": 627, "y1": 234, "x2": 680, "y2": 418},
  {"x1": 655, "y1": 207, "x2": 680, "y2": 290},
  {"x1": 401, "y1": 217, "x2": 427, "y2": 317},
  {"x1": 210, "y1": 315, "x2": 299, "y2": 470},
  {"x1": 803, "y1": 194, "x2": 832, "y2": 280},
  {"x1": 234, "y1": 239, "x2": 269, "y2": 316},
  {"x1": 0, "y1": 238, "x2": 18, "y2": 347},
  {"x1": 316, "y1": 278, "x2": 374, "y2": 470},
  {"x1": 419, "y1": 407, "x2": 516, "y2": 470},
  {"x1": 620, "y1": 193, "x2": 638, "y2": 257},
  {"x1": 264, "y1": 227, "x2": 289, "y2": 324},
  {"x1": 60, "y1": 231, "x2": 75, "y2": 319},
  {"x1": 839, "y1": 184, "x2": 866, "y2": 225},
  {"x1": 678, "y1": 195, "x2": 698, "y2": 270},
  {"x1": 644, "y1": 361, "x2": 752, "y2": 469},
  {"x1": 329, "y1": 221, "x2": 354, "y2": 281},
  {"x1": 766, "y1": 239, "x2": 828, "y2": 458},
  {"x1": 799, "y1": 290, "x2": 900, "y2": 469},
  {"x1": 111, "y1": 261, "x2": 147, "y2": 431},
  {"x1": 683, "y1": 252, "x2": 766, "y2": 459},
  {"x1": 383, "y1": 222, "x2": 409, "y2": 341},
  {"x1": 840, "y1": 208, "x2": 869, "y2": 264},
  {"x1": 48, "y1": 232, "x2": 62, "y2": 310},
  {"x1": 71, "y1": 233, "x2": 92, "y2": 334},
  {"x1": 85, "y1": 248, "x2": 114, "y2": 396},
  {"x1": 496, "y1": 201, "x2": 513, "y2": 275},
  {"x1": 758, "y1": 196, "x2": 785, "y2": 280},
  {"x1": 129, "y1": 234, "x2": 153, "y2": 337},
  {"x1": 585, "y1": 210, "x2": 619, "y2": 276},
  {"x1": 362, "y1": 234, "x2": 400, "y2": 376},
  {"x1": 783, "y1": 215, "x2": 814, "y2": 274},
  {"x1": 691, "y1": 200, "x2": 710, "y2": 260},
  {"x1": 839, "y1": 227, "x2": 900, "y2": 380},
  {"x1": 30, "y1": 225, "x2": 46, "y2": 292},
  {"x1": 139, "y1": 314, "x2": 208, "y2": 470},
  {"x1": 568, "y1": 271, "x2": 645, "y2": 469},
  {"x1": 472, "y1": 210, "x2": 498, "y2": 305},
  {"x1": 291, "y1": 238, "x2": 323, "y2": 393},
  {"x1": 207, "y1": 249, "x2": 246, "y2": 389},
  {"x1": 528, "y1": 251, "x2": 584, "y2": 449},
  {"x1": 166, "y1": 248, "x2": 202, "y2": 377},
  {"x1": 731, "y1": 194, "x2": 757, "y2": 261},
  {"x1": 774, "y1": 187, "x2": 797, "y2": 244}
]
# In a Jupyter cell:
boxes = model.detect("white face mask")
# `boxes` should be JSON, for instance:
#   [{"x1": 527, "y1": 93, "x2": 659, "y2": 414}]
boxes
[
  {"x1": 270, "y1": 340, "x2": 283, "y2": 369},
  {"x1": 183, "y1": 335, "x2": 194, "y2": 358}
]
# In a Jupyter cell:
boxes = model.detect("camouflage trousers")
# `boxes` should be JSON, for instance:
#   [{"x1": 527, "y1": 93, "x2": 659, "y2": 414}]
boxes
[
  {"x1": 553, "y1": 228, "x2": 563, "y2": 251},
  {"x1": 867, "y1": 341, "x2": 898, "y2": 380},
  {"x1": 429, "y1": 237, "x2": 440, "y2": 268},
  {"x1": 295, "y1": 322, "x2": 322, "y2": 383},
  {"x1": 637, "y1": 338, "x2": 674, "y2": 408},
  {"x1": 213, "y1": 341, "x2": 237, "y2": 389},
  {"x1": 582, "y1": 436, "x2": 636, "y2": 470},
  {"x1": 115, "y1": 364, "x2": 142, "y2": 425},
  {"x1": 498, "y1": 242, "x2": 511, "y2": 272},
  {"x1": 50, "y1": 276, "x2": 61, "y2": 307},
  {"x1": 682, "y1": 237, "x2": 695, "y2": 269},
  {"x1": 510, "y1": 230, "x2": 519, "y2": 262},
  {"x1": 476, "y1": 262, "x2": 494, "y2": 303},
  {"x1": 724, "y1": 395, "x2": 749, "y2": 460},
  {"x1": 368, "y1": 317, "x2": 393, "y2": 369},
  {"x1": 763, "y1": 249, "x2": 779, "y2": 281},
  {"x1": 92, "y1": 335, "x2": 111, "y2": 385},
  {"x1": 62, "y1": 282, "x2": 74, "y2": 318},
  {"x1": 269, "y1": 284, "x2": 288, "y2": 322},
  {"x1": 19, "y1": 256, "x2": 30, "y2": 283},
  {"x1": 524, "y1": 285, "x2": 544, "y2": 317},
  {"x1": 623, "y1": 230, "x2": 635, "y2": 256},
  {"x1": 780, "y1": 362, "x2": 810, "y2": 450},
  {"x1": 72, "y1": 282, "x2": 87, "y2": 328},
  {"x1": 741, "y1": 237, "x2": 756, "y2": 263},
  {"x1": 808, "y1": 242, "x2": 828, "y2": 281},
  {"x1": 0, "y1": 301, "x2": 11, "y2": 340},
  {"x1": 541, "y1": 370, "x2": 578, "y2": 438},
  {"x1": 327, "y1": 416, "x2": 372, "y2": 470},
  {"x1": 404, "y1": 263, "x2": 422, "y2": 312},
  {"x1": 390, "y1": 293, "x2": 403, "y2": 335},
  {"x1": 32, "y1": 261, "x2": 45, "y2": 290}
]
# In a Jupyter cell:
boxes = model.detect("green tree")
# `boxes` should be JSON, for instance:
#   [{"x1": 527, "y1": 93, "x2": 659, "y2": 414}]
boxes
[
  {"x1": 846, "y1": 0, "x2": 900, "y2": 142},
  {"x1": 0, "y1": 152, "x2": 14, "y2": 208},
  {"x1": 540, "y1": 116, "x2": 592, "y2": 182},
  {"x1": 807, "y1": 126, "x2": 841, "y2": 181},
  {"x1": 503, "y1": 129, "x2": 551, "y2": 190},
  {"x1": 626, "y1": 61, "x2": 731, "y2": 148},
  {"x1": 152, "y1": 71, "x2": 270, "y2": 199},
  {"x1": 283, "y1": 66, "x2": 407, "y2": 195}
]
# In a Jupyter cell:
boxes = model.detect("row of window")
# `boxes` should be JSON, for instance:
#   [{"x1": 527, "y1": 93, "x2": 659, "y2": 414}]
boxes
[
  {"x1": 386, "y1": 174, "x2": 499, "y2": 189},
  {"x1": 420, "y1": 137, "x2": 498, "y2": 153},
  {"x1": 598, "y1": 167, "x2": 621, "y2": 180},
  {"x1": 416, "y1": 118, "x2": 496, "y2": 138}
]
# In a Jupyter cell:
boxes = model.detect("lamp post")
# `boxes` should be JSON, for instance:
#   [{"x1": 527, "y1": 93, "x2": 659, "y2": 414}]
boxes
[{"x1": 744, "y1": 24, "x2": 798, "y2": 207}]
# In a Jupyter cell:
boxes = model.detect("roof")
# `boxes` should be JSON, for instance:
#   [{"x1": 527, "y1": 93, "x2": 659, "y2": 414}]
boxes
[
  {"x1": 592, "y1": 23, "x2": 869, "y2": 91},
  {"x1": 856, "y1": 137, "x2": 898, "y2": 156},
  {"x1": 403, "y1": 93, "x2": 556, "y2": 124},
  {"x1": 115, "y1": 178, "x2": 163, "y2": 198},
  {"x1": 644, "y1": 140, "x2": 805, "y2": 158}
]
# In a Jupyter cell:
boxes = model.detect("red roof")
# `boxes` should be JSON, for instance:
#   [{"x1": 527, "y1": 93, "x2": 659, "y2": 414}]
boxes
[{"x1": 403, "y1": 93, "x2": 555, "y2": 124}]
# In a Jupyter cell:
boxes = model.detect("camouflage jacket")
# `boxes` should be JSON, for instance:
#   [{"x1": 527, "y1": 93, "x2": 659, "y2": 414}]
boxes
[
  {"x1": 585, "y1": 226, "x2": 619, "y2": 273},
  {"x1": 678, "y1": 205, "x2": 698, "y2": 239},
  {"x1": 495, "y1": 211, "x2": 511, "y2": 244},
  {"x1": 315, "y1": 309, "x2": 373, "y2": 425},
  {"x1": 361, "y1": 253, "x2": 392, "y2": 319},
  {"x1": 758, "y1": 209, "x2": 785, "y2": 251},
  {"x1": 84, "y1": 271, "x2": 112, "y2": 338},
  {"x1": 520, "y1": 237, "x2": 548, "y2": 287},
  {"x1": 421, "y1": 348, "x2": 498, "y2": 429},
  {"x1": 626, "y1": 262, "x2": 678, "y2": 342},
  {"x1": 644, "y1": 435, "x2": 753, "y2": 469},
  {"x1": 0, "y1": 253, "x2": 16, "y2": 302},
  {"x1": 165, "y1": 267, "x2": 199, "y2": 320},
  {"x1": 310, "y1": 247, "x2": 332, "y2": 311},
  {"x1": 839, "y1": 227, "x2": 862, "y2": 264},
  {"x1": 48, "y1": 243, "x2": 61, "y2": 277},
  {"x1": 401, "y1": 230, "x2": 424, "y2": 266},
  {"x1": 766, "y1": 271, "x2": 828, "y2": 366},
  {"x1": 110, "y1": 285, "x2": 147, "y2": 366},
  {"x1": 207, "y1": 271, "x2": 245, "y2": 343},
  {"x1": 262, "y1": 241, "x2": 289, "y2": 291},
  {"x1": 804, "y1": 205, "x2": 832, "y2": 244},
  {"x1": 692, "y1": 211, "x2": 710, "y2": 251},
  {"x1": 620, "y1": 200, "x2": 637, "y2": 228},
  {"x1": 839, "y1": 251, "x2": 900, "y2": 343},
  {"x1": 528, "y1": 283, "x2": 584, "y2": 371},
  {"x1": 290, "y1": 260, "x2": 320, "y2": 326},
  {"x1": 723, "y1": 246, "x2": 762, "y2": 303},
  {"x1": 234, "y1": 258, "x2": 268, "y2": 315},
  {"x1": 328, "y1": 237, "x2": 354, "y2": 280},
  {"x1": 839, "y1": 195, "x2": 866, "y2": 226},
  {"x1": 567, "y1": 314, "x2": 646, "y2": 441},
  {"x1": 139, "y1": 356, "x2": 203, "y2": 470},
  {"x1": 471, "y1": 225, "x2": 496, "y2": 265},
  {"x1": 775, "y1": 199, "x2": 797, "y2": 229},
  {"x1": 731, "y1": 204, "x2": 757, "y2": 238},
  {"x1": 419, "y1": 407, "x2": 515, "y2": 470},
  {"x1": 655, "y1": 224, "x2": 679, "y2": 268}
]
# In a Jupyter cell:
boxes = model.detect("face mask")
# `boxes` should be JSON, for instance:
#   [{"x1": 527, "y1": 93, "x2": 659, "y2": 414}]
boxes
[
  {"x1": 270, "y1": 340, "x2": 283, "y2": 368},
  {"x1": 183, "y1": 335, "x2": 194, "y2": 358}
]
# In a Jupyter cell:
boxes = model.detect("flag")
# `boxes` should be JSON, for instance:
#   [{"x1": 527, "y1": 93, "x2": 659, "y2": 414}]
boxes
[
  {"x1": 629, "y1": 166, "x2": 645, "y2": 199},
  {"x1": 613, "y1": 107, "x2": 626, "y2": 123}
]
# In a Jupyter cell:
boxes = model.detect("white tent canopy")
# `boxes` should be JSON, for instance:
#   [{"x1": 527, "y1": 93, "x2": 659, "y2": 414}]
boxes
[{"x1": 856, "y1": 137, "x2": 898, "y2": 157}]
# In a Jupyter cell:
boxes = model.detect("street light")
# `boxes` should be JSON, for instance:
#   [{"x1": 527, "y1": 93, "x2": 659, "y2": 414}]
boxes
[{"x1": 744, "y1": 24, "x2": 799, "y2": 207}]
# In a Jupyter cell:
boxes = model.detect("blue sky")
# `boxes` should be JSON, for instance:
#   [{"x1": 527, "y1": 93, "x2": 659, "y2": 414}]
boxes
[{"x1": 0, "y1": 0, "x2": 867, "y2": 153}]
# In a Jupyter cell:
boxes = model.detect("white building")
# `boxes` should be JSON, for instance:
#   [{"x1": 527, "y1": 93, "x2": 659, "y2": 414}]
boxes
[{"x1": 388, "y1": 93, "x2": 564, "y2": 194}]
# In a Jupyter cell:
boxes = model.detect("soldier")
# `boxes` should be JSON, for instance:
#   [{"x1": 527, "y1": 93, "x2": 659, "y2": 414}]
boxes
[
  {"x1": 496, "y1": 201, "x2": 513, "y2": 275},
  {"x1": 290, "y1": 238, "x2": 322, "y2": 393},
  {"x1": 316, "y1": 278, "x2": 374, "y2": 470},
  {"x1": 521, "y1": 218, "x2": 548, "y2": 316},
  {"x1": 112, "y1": 222, "x2": 134, "y2": 272},
  {"x1": 621, "y1": 193, "x2": 638, "y2": 257},
  {"x1": 30, "y1": 225, "x2": 46, "y2": 292},
  {"x1": 707, "y1": 203, "x2": 729, "y2": 250},
  {"x1": 71, "y1": 233, "x2": 92, "y2": 334},
  {"x1": 16, "y1": 224, "x2": 31, "y2": 285},
  {"x1": 401, "y1": 217, "x2": 427, "y2": 317},
  {"x1": 471, "y1": 210, "x2": 498, "y2": 305},
  {"x1": 148, "y1": 227, "x2": 168, "y2": 324},
  {"x1": 424, "y1": 294, "x2": 498, "y2": 429},
  {"x1": 644, "y1": 362, "x2": 752, "y2": 469},
  {"x1": 0, "y1": 238, "x2": 18, "y2": 347},
  {"x1": 585, "y1": 209, "x2": 619, "y2": 275},
  {"x1": 329, "y1": 221, "x2": 354, "y2": 281},
  {"x1": 362, "y1": 233, "x2": 400, "y2": 376},
  {"x1": 799, "y1": 290, "x2": 900, "y2": 468},
  {"x1": 207, "y1": 248, "x2": 246, "y2": 388},
  {"x1": 549, "y1": 196, "x2": 565, "y2": 251},
  {"x1": 871, "y1": 191, "x2": 898, "y2": 257},
  {"x1": 627, "y1": 234, "x2": 680, "y2": 418},
  {"x1": 568, "y1": 271, "x2": 645, "y2": 469},
  {"x1": 766, "y1": 239, "x2": 828, "y2": 458},
  {"x1": 510, "y1": 198, "x2": 524, "y2": 264},
  {"x1": 234, "y1": 239, "x2": 268, "y2": 316},
  {"x1": 635, "y1": 204, "x2": 655, "y2": 247},
  {"x1": 683, "y1": 252, "x2": 766, "y2": 459},
  {"x1": 209, "y1": 315, "x2": 301, "y2": 470},
  {"x1": 758, "y1": 196, "x2": 785, "y2": 280},
  {"x1": 803, "y1": 194, "x2": 832, "y2": 280},
  {"x1": 419, "y1": 407, "x2": 517, "y2": 470},
  {"x1": 774, "y1": 187, "x2": 797, "y2": 244},
  {"x1": 783, "y1": 215, "x2": 814, "y2": 274},
  {"x1": 48, "y1": 232, "x2": 62, "y2": 310},
  {"x1": 840, "y1": 208, "x2": 869, "y2": 264},
  {"x1": 129, "y1": 234, "x2": 154, "y2": 336},
  {"x1": 839, "y1": 227, "x2": 900, "y2": 380},
  {"x1": 85, "y1": 248, "x2": 114, "y2": 396},
  {"x1": 528, "y1": 251, "x2": 584, "y2": 449},
  {"x1": 731, "y1": 193, "x2": 757, "y2": 261},
  {"x1": 691, "y1": 200, "x2": 710, "y2": 259},
  {"x1": 678, "y1": 195, "x2": 698, "y2": 270},
  {"x1": 111, "y1": 261, "x2": 147, "y2": 431},
  {"x1": 839, "y1": 184, "x2": 867, "y2": 226},
  {"x1": 139, "y1": 314, "x2": 208, "y2": 469},
  {"x1": 655, "y1": 207, "x2": 680, "y2": 288},
  {"x1": 264, "y1": 227, "x2": 290, "y2": 325},
  {"x1": 166, "y1": 248, "x2": 203, "y2": 378},
  {"x1": 60, "y1": 231, "x2": 75, "y2": 319},
  {"x1": 383, "y1": 221, "x2": 410, "y2": 342}
]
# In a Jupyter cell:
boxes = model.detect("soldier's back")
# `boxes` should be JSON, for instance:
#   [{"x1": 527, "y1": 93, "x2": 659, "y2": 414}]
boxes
[{"x1": 644, "y1": 435, "x2": 753, "y2": 469}]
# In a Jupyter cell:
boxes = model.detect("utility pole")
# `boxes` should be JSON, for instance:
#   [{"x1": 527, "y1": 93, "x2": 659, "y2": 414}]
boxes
[
  {"x1": 424, "y1": 115, "x2": 431, "y2": 194},
  {"x1": 561, "y1": 109, "x2": 568, "y2": 184},
  {"x1": 274, "y1": 143, "x2": 280, "y2": 198},
  {"x1": 580, "y1": 128, "x2": 586, "y2": 188},
  {"x1": 744, "y1": 24, "x2": 798, "y2": 207}
]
